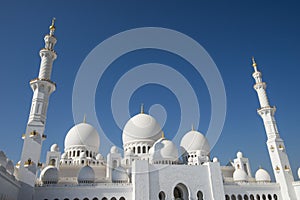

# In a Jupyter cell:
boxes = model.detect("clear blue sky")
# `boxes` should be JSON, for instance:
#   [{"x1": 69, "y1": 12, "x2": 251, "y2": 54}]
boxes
[{"x1": 0, "y1": 1, "x2": 299, "y2": 179}]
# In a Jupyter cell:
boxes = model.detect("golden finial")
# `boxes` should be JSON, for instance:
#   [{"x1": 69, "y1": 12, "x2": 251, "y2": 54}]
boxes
[
  {"x1": 83, "y1": 114, "x2": 86, "y2": 123},
  {"x1": 161, "y1": 131, "x2": 165, "y2": 139},
  {"x1": 140, "y1": 103, "x2": 144, "y2": 114},
  {"x1": 49, "y1": 17, "x2": 56, "y2": 34},
  {"x1": 252, "y1": 56, "x2": 257, "y2": 67}
]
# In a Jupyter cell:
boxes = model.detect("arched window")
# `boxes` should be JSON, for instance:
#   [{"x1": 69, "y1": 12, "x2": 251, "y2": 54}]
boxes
[
  {"x1": 77, "y1": 150, "x2": 80, "y2": 157},
  {"x1": 138, "y1": 146, "x2": 141, "y2": 154},
  {"x1": 159, "y1": 191, "x2": 165, "y2": 200},
  {"x1": 244, "y1": 194, "x2": 249, "y2": 200},
  {"x1": 49, "y1": 159, "x2": 56, "y2": 166},
  {"x1": 142, "y1": 146, "x2": 146, "y2": 153},
  {"x1": 267, "y1": 194, "x2": 272, "y2": 200},
  {"x1": 86, "y1": 150, "x2": 89, "y2": 157},
  {"x1": 173, "y1": 183, "x2": 189, "y2": 200},
  {"x1": 231, "y1": 195, "x2": 236, "y2": 200},
  {"x1": 64, "y1": 199, "x2": 70, "y2": 200},
  {"x1": 112, "y1": 160, "x2": 117, "y2": 168},
  {"x1": 92, "y1": 198, "x2": 98, "y2": 200},
  {"x1": 111, "y1": 198, "x2": 117, "y2": 200},
  {"x1": 101, "y1": 198, "x2": 108, "y2": 200},
  {"x1": 74, "y1": 199, "x2": 79, "y2": 200},
  {"x1": 262, "y1": 194, "x2": 266, "y2": 200},
  {"x1": 119, "y1": 197, "x2": 125, "y2": 200},
  {"x1": 83, "y1": 198, "x2": 89, "y2": 200},
  {"x1": 133, "y1": 147, "x2": 136, "y2": 153},
  {"x1": 273, "y1": 194, "x2": 278, "y2": 200},
  {"x1": 238, "y1": 194, "x2": 242, "y2": 200},
  {"x1": 250, "y1": 194, "x2": 254, "y2": 200},
  {"x1": 225, "y1": 195, "x2": 230, "y2": 200},
  {"x1": 256, "y1": 195, "x2": 261, "y2": 200},
  {"x1": 197, "y1": 191, "x2": 203, "y2": 200}
]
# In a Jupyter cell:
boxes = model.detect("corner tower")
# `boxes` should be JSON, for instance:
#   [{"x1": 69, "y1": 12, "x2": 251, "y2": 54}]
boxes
[
  {"x1": 17, "y1": 19, "x2": 57, "y2": 187},
  {"x1": 251, "y1": 57, "x2": 296, "y2": 199}
]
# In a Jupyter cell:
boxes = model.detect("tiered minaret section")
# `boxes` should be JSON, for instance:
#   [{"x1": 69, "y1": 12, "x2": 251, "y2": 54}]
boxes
[
  {"x1": 17, "y1": 19, "x2": 57, "y2": 187},
  {"x1": 252, "y1": 58, "x2": 296, "y2": 199}
]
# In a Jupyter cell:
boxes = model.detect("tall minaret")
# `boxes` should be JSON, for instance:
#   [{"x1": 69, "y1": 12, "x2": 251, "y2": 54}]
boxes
[
  {"x1": 252, "y1": 57, "x2": 296, "y2": 199},
  {"x1": 17, "y1": 18, "x2": 57, "y2": 187}
]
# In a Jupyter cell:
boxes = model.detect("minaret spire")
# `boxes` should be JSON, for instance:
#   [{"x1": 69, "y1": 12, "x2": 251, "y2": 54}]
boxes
[
  {"x1": 251, "y1": 57, "x2": 296, "y2": 199},
  {"x1": 252, "y1": 56, "x2": 258, "y2": 72},
  {"x1": 49, "y1": 17, "x2": 56, "y2": 36},
  {"x1": 17, "y1": 19, "x2": 58, "y2": 190}
]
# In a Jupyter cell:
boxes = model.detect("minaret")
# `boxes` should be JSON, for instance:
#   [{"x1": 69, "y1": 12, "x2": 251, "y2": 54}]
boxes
[
  {"x1": 251, "y1": 57, "x2": 296, "y2": 199},
  {"x1": 17, "y1": 18, "x2": 57, "y2": 187}
]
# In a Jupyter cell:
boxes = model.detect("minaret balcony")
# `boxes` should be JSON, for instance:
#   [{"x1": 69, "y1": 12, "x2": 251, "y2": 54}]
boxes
[
  {"x1": 269, "y1": 145, "x2": 275, "y2": 152},
  {"x1": 275, "y1": 166, "x2": 280, "y2": 173},
  {"x1": 30, "y1": 77, "x2": 56, "y2": 87}
]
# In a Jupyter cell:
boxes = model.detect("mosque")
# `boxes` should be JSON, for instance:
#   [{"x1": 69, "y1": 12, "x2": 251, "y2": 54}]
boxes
[{"x1": 1, "y1": 19, "x2": 300, "y2": 200}]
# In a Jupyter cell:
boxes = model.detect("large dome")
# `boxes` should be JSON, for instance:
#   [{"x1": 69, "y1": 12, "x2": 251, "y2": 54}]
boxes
[
  {"x1": 180, "y1": 130, "x2": 210, "y2": 155},
  {"x1": 64, "y1": 123, "x2": 100, "y2": 152},
  {"x1": 122, "y1": 113, "x2": 162, "y2": 146}
]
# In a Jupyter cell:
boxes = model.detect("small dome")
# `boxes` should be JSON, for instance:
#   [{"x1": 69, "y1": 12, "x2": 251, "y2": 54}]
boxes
[
  {"x1": 124, "y1": 148, "x2": 133, "y2": 156},
  {"x1": 237, "y1": 151, "x2": 243, "y2": 158},
  {"x1": 50, "y1": 144, "x2": 59, "y2": 152},
  {"x1": 233, "y1": 168, "x2": 248, "y2": 182},
  {"x1": 255, "y1": 168, "x2": 271, "y2": 182},
  {"x1": 96, "y1": 153, "x2": 103, "y2": 160},
  {"x1": 64, "y1": 123, "x2": 100, "y2": 152},
  {"x1": 40, "y1": 166, "x2": 59, "y2": 184},
  {"x1": 149, "y1": 138, "x2": 178, "y2": 162},
  {"x1": 110, "y1": 146, "x2": 119, "y2": 154},
  {"x1": 112, "y1": 166, "x2": 128, "y2": 182},
  {"x1": 61, "y1": 152, "x2": 67, "y2": 159},
  {"x1": 78, "y1": 165, "x2": 95, "y2": 183},
  {"x1": 122, "y1": 113, "x2": 162, "y2": 146},
  {"x1": 212, "y1": 157, "x2": 219, "y2": 162},
  {"x1": 0, "y1": 151, "x2": 7, "y2": 167},
  {"x1": 180, "y1": 130, "x2": 210, "y2": 155},
  {"x1": 6, "y1": 160, "x2": 14, "y2": 175}
]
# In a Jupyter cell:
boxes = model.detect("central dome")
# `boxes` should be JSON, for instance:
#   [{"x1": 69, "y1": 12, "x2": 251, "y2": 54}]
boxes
[
  {"x1": 64, "y1": 123, "x2": 100, "y2": 152},
  {"x1": 122, "y1": 113, "x2": 162, "y2": 146}
]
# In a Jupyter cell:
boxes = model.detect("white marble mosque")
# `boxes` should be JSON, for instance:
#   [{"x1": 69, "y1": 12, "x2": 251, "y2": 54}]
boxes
[{"x1": 1, "y1": 19, "x2": 300, "y2": 200}]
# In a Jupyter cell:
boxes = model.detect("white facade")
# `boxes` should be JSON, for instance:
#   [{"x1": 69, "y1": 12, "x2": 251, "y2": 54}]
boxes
[{"x1": 2, "y1": 20, "x2": 300, "y2": 200}]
